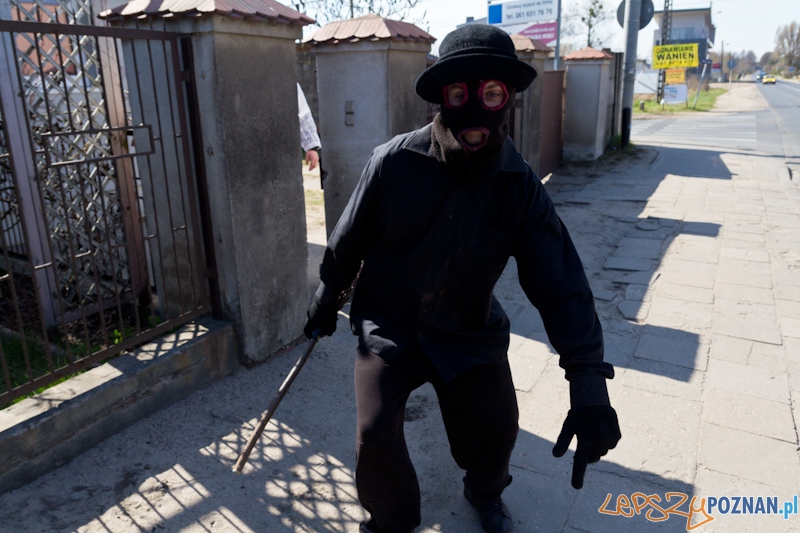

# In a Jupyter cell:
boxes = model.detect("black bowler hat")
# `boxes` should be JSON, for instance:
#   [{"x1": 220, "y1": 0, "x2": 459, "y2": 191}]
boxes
[{"x1": 416, "y1": 24, "x2": 537, "y2": 104}]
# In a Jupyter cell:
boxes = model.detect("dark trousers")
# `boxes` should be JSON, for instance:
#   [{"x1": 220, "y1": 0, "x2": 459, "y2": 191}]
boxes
[{"x1": 355, "y1": 344, "x2": 519, "y2": 532}]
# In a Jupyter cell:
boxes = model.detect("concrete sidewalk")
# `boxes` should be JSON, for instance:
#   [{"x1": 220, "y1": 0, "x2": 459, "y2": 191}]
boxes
[{"x1": 2, "y1": 84, "x2": 800, "y2": 532}]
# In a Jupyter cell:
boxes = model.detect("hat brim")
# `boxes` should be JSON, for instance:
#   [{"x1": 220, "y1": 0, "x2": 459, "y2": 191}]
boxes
[{"x1": 416, "y1": 53, "x2": 537, "y2": 104}]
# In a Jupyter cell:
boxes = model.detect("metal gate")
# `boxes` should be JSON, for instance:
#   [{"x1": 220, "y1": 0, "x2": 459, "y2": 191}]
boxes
[
  {"x1": 539, "y1": 70, "x2": 565, "y2": 177},
  {"x1": 0, "y1": 4, "x2": 212, "y2": 405}
]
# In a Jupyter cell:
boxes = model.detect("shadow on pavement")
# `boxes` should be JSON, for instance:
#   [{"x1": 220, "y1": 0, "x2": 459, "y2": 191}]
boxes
[{"x1": 0, "y1": 319, "x2": 697, "y2": 532}]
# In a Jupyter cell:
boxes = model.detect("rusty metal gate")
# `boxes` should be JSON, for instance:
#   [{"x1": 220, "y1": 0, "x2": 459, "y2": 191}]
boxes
[
  {"x1": 539, "y1": 70, "x2": 565, "y2": 177},
  {"x1": 0, "y1": 4, "x2": 213, "y2": 406}
]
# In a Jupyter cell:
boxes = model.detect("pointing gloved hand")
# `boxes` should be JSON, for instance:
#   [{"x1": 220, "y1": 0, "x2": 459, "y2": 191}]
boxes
[
  {"x1": 552, "y1": 405, "x2": 621, "y2": 489},
  {"x1": 303, "y1": 297, "x2": 338, "y2": 339}
]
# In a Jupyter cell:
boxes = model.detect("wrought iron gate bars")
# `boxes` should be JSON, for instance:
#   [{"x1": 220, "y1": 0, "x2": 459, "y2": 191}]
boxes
[{"x1": 0, "y1": 19, "x2": 211, "y2": 405}]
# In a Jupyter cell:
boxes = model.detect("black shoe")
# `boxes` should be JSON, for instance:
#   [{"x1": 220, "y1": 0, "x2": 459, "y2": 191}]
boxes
[{"x1": 464, "y1": 484, "x2": 514, "y2": 533}]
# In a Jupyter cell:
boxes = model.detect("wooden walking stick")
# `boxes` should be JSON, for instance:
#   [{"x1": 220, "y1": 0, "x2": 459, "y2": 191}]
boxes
[
  {"x1": 233, "y1": 270, "x2": 360, "y2": 473},
  {"x1": 233, "y1": 330, "x2": 320, "y2": 473}
]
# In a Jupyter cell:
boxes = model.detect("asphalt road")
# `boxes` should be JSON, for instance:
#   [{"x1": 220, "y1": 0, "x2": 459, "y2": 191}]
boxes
[
  {"x1": 631, "y1": 79, "x2": 798, "y2": 187},
  {"x1": 757, "y1": 78, "x2": 800, "y2": 179}
]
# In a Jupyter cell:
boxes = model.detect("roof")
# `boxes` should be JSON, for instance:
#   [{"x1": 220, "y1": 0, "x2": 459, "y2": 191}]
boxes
[
  {"x1": 510, "y1": 33, "x2": 552, "y2": 53},
  {"x1": 564, "y1": 46, "x2": 614, "y2": 60},
  {"x1": 304, "y1": 14, "x2": 435, "y2": 45},
  {"x1": 99, "y1": 0, "x2": 314, "y2": 25}
]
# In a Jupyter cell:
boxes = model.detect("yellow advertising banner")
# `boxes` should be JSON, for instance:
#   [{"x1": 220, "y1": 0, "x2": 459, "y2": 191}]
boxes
[
  {"x1": 652, "y1": 44, "x2": 699, "y2": 69},
  {"x1": 665, "y1": 69, "x2": 686, "y2": 84}
]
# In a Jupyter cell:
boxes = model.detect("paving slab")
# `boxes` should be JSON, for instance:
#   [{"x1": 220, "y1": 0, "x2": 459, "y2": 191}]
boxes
[
  {"x1": 656, "y1": 282, "x2": 715, "y2": 304},
  {"x1": 786, "y1": 338, "x2": 800, "y2": 363},
  {"x1": 657, "y1": 270, "x2": 715, "y2": 289},
  {"x1": 633, "y1": 327, "x2": 709, "y2": 371},
  {"x1": 720, "y1": 247, "x2": 771, "y2": 262},
  {"x1": 779, "y1": 317, "x2": 800, "y2": 339},
  {"x1": 748, "y1": 342, "x2": 788, "y2": 372},
  {"x1": 777, "y1": 299, "x2": 800, "y2": 319},
  {"x1": 618, "y1": 300, "x2": 650, "y2": 321},
  {"x1": 617, "y1": 237, "x2": 667, "y2": 252},
  {"x1": 611, "y1": 271, "x2": 660, "y2": 285},
  {"x1": 705, "y1": 359, "x2": 791, "y2": 404},
  {"x1": 709, "y1": 335, "x2": 752, "y2": 365},
  {"x1": 595, "y1": 425, "x2": 698, "y2": 486},
  {"x1": 714, "y1": 282, "x2": 775, "y2": 305},
  {"x1": 624, "y1": 283, "x2": 651, "y2": 301},
  {"x1": 718, "y1": 257, "x2": 773, "y2": 276},
  {"x1": 646, "y1": 298, "x2": 714, "y2": 332},
  {"x1": 698, "y1": 424, "x2": 800, "y2": 492},
  {"x1": 701, "y1": 387, "x2": 797, "y2": 443},
  {"x1": 593, "y1": 288, "x2": 619, "y2": 301},
  {"x1": 604, "y1": 256, "x2": 655, "y2": 271},
  {"x1": 615, "y1": 386, "x2": 701, "y2": 442},
  {"x1": 712, "y1": 315, "x2": 783, "y2": 345},
  {"x1": 658, "y1": 258, "x2": 717, "y2": 277},
  {"x1": 681, "y1": 221, "x2": 721, "y2": 237},
  {"x1": 508, "y1": 338, "x2": 550, "y2": 393},
  {"x1": 620, "y1": 358, "x2": 702, "y2": 400},
  {"x1": 613, "y1": 246, "x2": 663, "y2": 260}
]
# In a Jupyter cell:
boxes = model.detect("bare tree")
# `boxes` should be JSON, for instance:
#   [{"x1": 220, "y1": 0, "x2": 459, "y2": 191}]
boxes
[
  {"x1": 294, "y1": 0, "x2": 424, "y2": 27},
  {"x1": 775, "y1": 21, "x2": 800, "y2": 71},
  {"x1": 562, "y1": 0, "x2": 613, "y2": 49},
  {"x1": 759, "y1": 51, "x2": 777, "y2": 70}
]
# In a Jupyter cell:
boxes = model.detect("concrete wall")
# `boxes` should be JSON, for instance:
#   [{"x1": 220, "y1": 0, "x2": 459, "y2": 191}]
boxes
[
  {"x1": 313, "y1": 40, "x2": 430, "y2": 235},
  {"x1": 0, "y1": 318, "x2": 236, "y2": 495},
  {"x1": 140, "y1": 17, "x2": 308, "y2": 363},
  {"x1": 388, "y1": 48, "x2": 430, "y2": 138},
  {"x1": 563, "y1": 59, "x2": 611, "y2": 161}
]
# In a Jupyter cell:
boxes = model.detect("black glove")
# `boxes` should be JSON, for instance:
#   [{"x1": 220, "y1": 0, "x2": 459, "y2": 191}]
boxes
[
  {"x1": 303, "y1": 297, "x2": 338, "y2": 339},
  {"x1": 552, "y1": 405, "x2": 621, "y2": 489}
]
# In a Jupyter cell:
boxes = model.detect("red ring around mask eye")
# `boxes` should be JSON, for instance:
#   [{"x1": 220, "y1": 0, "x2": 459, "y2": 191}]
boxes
[
  {"x1": 478, "y1": 80, "x2": 509, "y2": 110},
  {"x1": 443, "y1": 82, "x2": 469, "y2": 108}
]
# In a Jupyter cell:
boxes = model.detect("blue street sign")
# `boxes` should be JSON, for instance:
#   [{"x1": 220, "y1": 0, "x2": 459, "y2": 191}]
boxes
[{"x1": 727, "y1": 59, "x2": 737, "y2": 69}]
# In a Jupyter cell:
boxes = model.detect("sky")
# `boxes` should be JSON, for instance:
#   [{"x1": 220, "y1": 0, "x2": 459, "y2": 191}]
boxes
[{"x1": 393, "y1": 0, "x2": 798, "y2": 61}]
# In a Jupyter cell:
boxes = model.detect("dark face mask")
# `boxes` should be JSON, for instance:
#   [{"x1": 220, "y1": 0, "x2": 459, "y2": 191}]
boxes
[{"x1": 439, "y1": 79, "x2": 516, "y2": 153}]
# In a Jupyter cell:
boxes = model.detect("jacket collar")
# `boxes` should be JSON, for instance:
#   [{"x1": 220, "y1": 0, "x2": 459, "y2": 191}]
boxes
[{"x1": 402, "y1": 122, "x2": 528, "y2": 174}]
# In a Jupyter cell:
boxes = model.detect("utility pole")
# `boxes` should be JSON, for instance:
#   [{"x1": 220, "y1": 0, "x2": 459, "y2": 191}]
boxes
[
  {"x1": 555, "y1": 0, "x2": 562, "y2": 69},
  {"x1": 621, "y1": 0, "x2": 642, "y2": 148},
  {"x1": 656, "y1": 0, "x2": 673, "y2": 102}
]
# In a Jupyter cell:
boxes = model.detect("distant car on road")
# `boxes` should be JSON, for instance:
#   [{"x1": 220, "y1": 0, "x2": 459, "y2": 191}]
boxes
[{"x1": 762, "y1": 75, "x2": 777, "y2": 84}]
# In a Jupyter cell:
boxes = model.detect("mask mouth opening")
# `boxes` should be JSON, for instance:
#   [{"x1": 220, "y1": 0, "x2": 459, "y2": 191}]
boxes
[{"x1": 457, "y1": 127, "x2": 491, "y2": 151}]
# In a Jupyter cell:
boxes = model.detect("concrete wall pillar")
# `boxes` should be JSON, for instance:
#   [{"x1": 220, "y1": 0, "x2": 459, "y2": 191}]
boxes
[
  {"x1": 112, "y1": 15, "x2": 310, "y2": 363},
  {"x1": 310, "y1": 37, "x2": 431, "y2": 235},
  {"x1": 563, "y1": 56, "x2": 612, "y2": 161}
]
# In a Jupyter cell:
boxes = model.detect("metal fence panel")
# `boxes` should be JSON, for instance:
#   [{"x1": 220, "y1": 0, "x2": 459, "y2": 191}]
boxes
[{"x1": 0, "y1": 18, "x2": 210, "y2": 407}]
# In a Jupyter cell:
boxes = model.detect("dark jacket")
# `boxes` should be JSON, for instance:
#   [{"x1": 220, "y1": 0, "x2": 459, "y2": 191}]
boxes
[{"x1": 316, "y1": 123, "x2": 613, "y2": 406}]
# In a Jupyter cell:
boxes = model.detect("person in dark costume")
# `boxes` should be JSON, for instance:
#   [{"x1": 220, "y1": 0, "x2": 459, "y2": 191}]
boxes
[{"x1": 304, "y1": 24, "x2": 621, "y2": 533}]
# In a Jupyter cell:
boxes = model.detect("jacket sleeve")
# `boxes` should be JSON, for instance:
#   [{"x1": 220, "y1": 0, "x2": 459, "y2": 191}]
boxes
[
  {"x1": 514, "y1": 174, "x2": 614, "y2": 408},
  {"x1": 297, "y1": 83, "x2": 321, "y2": 152},
  {"x1": 313, "y1": 151, "x2": 382, "y2": 305}
]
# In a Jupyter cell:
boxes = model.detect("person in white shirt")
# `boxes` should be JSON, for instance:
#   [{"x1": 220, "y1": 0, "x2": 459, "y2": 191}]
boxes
[{"x1": 298, "y1": 82, "x2": 321, "y2": 170}]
